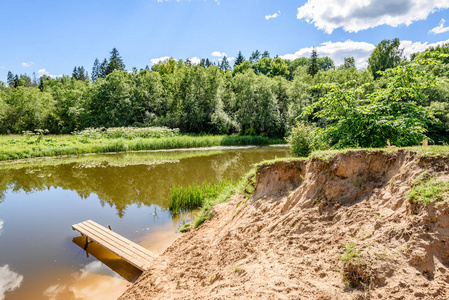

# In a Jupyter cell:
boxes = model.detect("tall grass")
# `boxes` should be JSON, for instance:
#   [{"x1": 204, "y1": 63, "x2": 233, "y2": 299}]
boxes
[
  {"x1": 0, "y1": 133, "x2": 286, "y2": 162},
  {"x1": 171, "y1": 166, "x2": 260, "y2": 231},
  {"x1": 169, "y1": 179, "x2": 235, "y2": 214}
]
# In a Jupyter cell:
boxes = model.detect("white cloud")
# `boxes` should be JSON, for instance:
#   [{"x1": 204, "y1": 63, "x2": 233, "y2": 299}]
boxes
[
  {"x1": 0, "y1": 220, "x2": 3, "y2": 236},
  {"x1": 218, "y1": 57, "x2": 235, "y2": 63},
  {"x1": 265, "y1": 11, "x2": 280, "y2": 20},
  {"x1": 211, "y1": 51, "x2": 226, "y2": 57},
  {"x1": 188, "y1": 57, "x2": 201, "y2": 65},
  {"x1": 37, "y1": 69, "x2": 62, "y2": 79},
  {"x1": 43, "y1": 284, "x2": 67, "y2": 300},
  {"x1": 0, "y1": 66, "x2": 5, "y2": 69},
  {"x1": 280, "y1": 38, "x2": 449, "y2": 69},
  {"x1": 429, "y1": 18, "x2": 449, "y2": 34},
  {"x1": 280, "y1": 39, "x2": 375, "y2": 69},
  {"x1": 0, "y1": 265, "x2": 23, "y2": 300},
  {"x1": 21, "y1": 62, "x2": 34, "y2": 67},
  {"x1": 150, "y1": 56, "x2": 171, "y2": 65},
  {"x1": 297, "y1": 0, "x2": 449, "y2": 34},
  {"x1": 400, "y1": 38, "x2": 449, "y2": 59}
]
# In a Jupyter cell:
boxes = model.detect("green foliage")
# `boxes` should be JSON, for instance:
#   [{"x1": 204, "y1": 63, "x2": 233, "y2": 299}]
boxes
[
  {"x1": 286, "y1": 121, "x2": 318, "y2": 157},
  {"x1": 408, "y1": 174, "x2": 449, "y2": 205},
  {"x1": 307, "y1": 49, "x2": 319, "y2": 78},
  {"x1": 169, "y1": 179, "x2": 235, "y2": 213},
  {"x1": 340, "y1": 243, "x2": 370, "y2": 288},
  {"x1": 0, "y1": 131, "x2": 284, "y2": 161},
  {"x1": 368, "y1": 38, "x2": 403, "y2": 79},
  {"x1": 305, "y1": 57, "x2": 441, "y2": 149}
]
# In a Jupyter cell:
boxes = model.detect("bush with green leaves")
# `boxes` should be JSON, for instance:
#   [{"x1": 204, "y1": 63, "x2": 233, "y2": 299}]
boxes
[
  {"x1": 286, "y1": 121, "x2": 318, "y2": 157},
  {"x1": 304, "y1": 55, "x2": 446, "y2": 149}
]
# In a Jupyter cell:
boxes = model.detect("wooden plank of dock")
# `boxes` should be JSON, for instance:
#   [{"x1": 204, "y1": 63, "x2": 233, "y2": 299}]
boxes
[{"x1": 72, "y1": 220, "x2": 157, "y2": 271}]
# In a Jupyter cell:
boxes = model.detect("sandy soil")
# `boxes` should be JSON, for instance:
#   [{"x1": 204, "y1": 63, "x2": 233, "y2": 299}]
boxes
[{"x1": 120, "y1": 150, "x2": 449, "y2": 299}]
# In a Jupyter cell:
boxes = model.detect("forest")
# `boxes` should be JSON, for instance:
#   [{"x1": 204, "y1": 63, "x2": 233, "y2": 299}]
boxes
[{"x1": 0, "y1": 38, "x2": 448, "y2": 151}]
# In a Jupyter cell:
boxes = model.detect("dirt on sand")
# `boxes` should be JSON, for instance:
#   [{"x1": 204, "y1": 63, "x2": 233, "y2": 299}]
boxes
[{"x1": 120, "y1": 150, "x2": 449, "y2": 299}]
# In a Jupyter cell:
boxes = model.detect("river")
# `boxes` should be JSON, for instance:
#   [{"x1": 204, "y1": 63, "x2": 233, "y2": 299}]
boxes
[{"x1": 0, "y1": 146, "x2": 290, "y2": 300}]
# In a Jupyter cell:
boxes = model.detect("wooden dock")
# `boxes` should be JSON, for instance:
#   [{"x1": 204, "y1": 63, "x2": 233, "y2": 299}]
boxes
[{"x1": 72, "y1": 220, "x2": 156, "y2": 271}]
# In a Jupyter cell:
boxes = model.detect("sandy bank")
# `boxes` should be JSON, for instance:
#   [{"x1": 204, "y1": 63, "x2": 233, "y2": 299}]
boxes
[{"x1": 120, "y1": 149, "x2": 449, "y2": 299}]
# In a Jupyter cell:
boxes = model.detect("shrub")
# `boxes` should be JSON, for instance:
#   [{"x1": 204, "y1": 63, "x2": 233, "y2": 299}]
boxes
[
  {"x1": 341, "y1": 243, "x2": 371, "y2": 288},
  {"x1": 286, "y1": 121, "x2": 317, "y2": 157}
]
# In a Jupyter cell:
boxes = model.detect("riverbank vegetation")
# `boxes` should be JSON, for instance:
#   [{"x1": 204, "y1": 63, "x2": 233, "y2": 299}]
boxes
[
  {"x1": 169, "y1": 179, "x2": 235, "y2": 214},
  {"x1": 0, "y1": 129, "x2": 284, "y2": 161},
  {"x1": 1, "y1": 39, "x2": 448, "y2": 160}
]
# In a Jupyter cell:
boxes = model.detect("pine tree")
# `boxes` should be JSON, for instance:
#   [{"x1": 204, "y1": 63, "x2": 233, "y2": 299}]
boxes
[
  {"x1": 91, "y1": 58, "x2": 99, "y2": 81},
  {"x1": 234, "y1": 51, "x2": 245, "y2": 67},
  {"x1": 262, "y1": 50, "x2": 270, "y2": 58},
  {"x1": 250, "y1": 50, "x2": 261, "y2": 62},
  {"x1": 13, "y1": 75, "x2": 20, "y2": 88},
  {"x1": 307, "y1": 49, "x2": 319, "y2": 78},
  {"x1": 205, "y1": 58, "x2": 211, "y2": 68},
  {"x1": 99, "y1": 59, "x2": 108, "y2": 78},
  {"x1": 106, "y1": 48, "x2": 126, "y2": 75},
  {"x1": 72, "y1": 67, "x2": 79, "y2": 80},
  {"x1": 78, "y1": 66, "x2": 88, "y2": 81},
  {"x1": 220, "y1": 56, "x2": 231, "y2": 71},
  {"x1": 7, "y1": 71, "x2": 14, "y2": 86}
]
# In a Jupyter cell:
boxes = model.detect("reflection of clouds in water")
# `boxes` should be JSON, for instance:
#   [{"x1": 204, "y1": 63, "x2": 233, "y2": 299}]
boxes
[
  {"x1": 0, "y1": 219, "x2": 3, "y2": 236},
  {"x1": 79, "y1": 261, "x2": 119, "y2": 279},
  {"x1": 0, "y1": 265, "x2": 24, "y2": 300},
  {"x1": 42, "y1": 261, "x2": 128, "y2": 300},
  {"x1": 43, "y1": 284, "x2": 67, "y2": 300}
]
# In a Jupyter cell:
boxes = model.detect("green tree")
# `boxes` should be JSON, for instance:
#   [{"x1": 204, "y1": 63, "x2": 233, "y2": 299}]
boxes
[
  {"x1": 234, "y1": 51, "x2": 245, "y2": 67},
  {"x1": 317, "y1": 56, "x2": 335, "y2": 71},
  {"x1": 7, "y1": 72, "x2": 14, "y2": 86},
  {"x1": 98, "y1": 59, "x2": 108, "y2": 78},
  {"x1": 106, "y1": 48, "x2": 126, "y2": 75},
  {"x1": 249, "y1": 50, "x2": 261, "y2": 62},
  {"x1": 304, "y1": 57, "x2": 441, "y2": 149},
  {"x1": 220, "y1": 56, "x2": 231, "y2": 71},
  {"x1": 368, "y1": 38, "x2": 403, "y2": 79},
  {"x1": 262, "y1": 50, "x2": 270, "y2": 59},
  {"x1": 91, "y1": 58, "x2": 100, "y2": 81},
  {"x1": 340, "y1": 57, "x2": 356, "y2": 69},
  {"x1": 307, "y1": 49, "x2": 319, "y2": 78}
]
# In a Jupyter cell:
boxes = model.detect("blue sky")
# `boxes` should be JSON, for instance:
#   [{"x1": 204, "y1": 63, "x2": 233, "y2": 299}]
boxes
[{"x1": 1, "y1": 0, "x2": 449, "y2": 82}]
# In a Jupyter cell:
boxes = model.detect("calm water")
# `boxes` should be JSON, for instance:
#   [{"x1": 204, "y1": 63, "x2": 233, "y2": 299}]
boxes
[{"x1": 0, "y1": 147, "x2": 290, "y2": 300}]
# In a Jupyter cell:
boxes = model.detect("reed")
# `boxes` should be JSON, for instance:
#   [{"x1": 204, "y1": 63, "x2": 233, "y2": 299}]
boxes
[
  {"x1": 168, "y1": 179, "x2": 235, "y2": 214},
  {"x1": 0, "y1": 132, "x2": 286, "y2": 162}
]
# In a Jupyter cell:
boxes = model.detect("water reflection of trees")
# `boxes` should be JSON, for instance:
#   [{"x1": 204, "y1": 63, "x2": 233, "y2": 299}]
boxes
[{"x1": 0, "y1": 149, "x2": 289, "y2": 217}]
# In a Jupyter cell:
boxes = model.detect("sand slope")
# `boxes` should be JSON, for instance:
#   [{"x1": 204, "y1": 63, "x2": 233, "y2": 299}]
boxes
[{"x1": 120, "y1": 150, "x2": 449, "y2": 299}]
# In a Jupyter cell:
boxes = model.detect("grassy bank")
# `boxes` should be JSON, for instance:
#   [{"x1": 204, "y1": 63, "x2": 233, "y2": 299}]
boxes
[
  {"x1": 0, "y1": 132, "x2": 285, "y2": 162},
  {"x1": 170, "y1": 168, "x2": 258, "y2": 232}
]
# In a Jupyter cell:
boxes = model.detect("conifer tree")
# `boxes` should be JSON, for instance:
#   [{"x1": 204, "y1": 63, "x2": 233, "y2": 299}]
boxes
[
  {"x1": 250, "y1": 50, "x2": 261, "y2": 62},
  {"x1": 91, "y1": 58, "x2": 99, "y2": 81},
  {"x1": 220, "y1": 56, "x2": 231, "y2": 71},
  {"x1": 106, "y1": 48, "x2": 126, "y2": 75},
  {"x1": 307, "y1": 49, "x2": 319, "y2": 78},
  {"x1": 234, "y1": 51, "x2": 245, "y2": 67},
  {"x1": 99, "y1": 59, "x2": 108, "y2": 78},
  {"x1": 7, "y1": 71, "x2": 14, "y2": 86},
  {"x1": 262, "y1": 50, "x2": 270, "y2": 58}
]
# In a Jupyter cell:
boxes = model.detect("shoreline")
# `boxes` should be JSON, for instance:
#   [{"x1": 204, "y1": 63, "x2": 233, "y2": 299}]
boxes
[{"x1": 0, "y1": 144, "x2": 288, "y2": 166}]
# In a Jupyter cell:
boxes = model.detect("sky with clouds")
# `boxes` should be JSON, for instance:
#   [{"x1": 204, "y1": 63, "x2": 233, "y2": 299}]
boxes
[{"x1": 1, "y1": 0, "x2": 449, "y2": 81}]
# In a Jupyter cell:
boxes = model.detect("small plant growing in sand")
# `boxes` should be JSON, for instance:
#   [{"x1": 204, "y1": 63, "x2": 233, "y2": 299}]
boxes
[
  {"x1": 408, "y1": 174, "x2": 449, "y2": 205},
  {"x1": 340, "y1": 243, "x2": 371, "y2": 288},
  {"x1": 179, "y1": 223, "x2": 191, "y2": 233}
]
